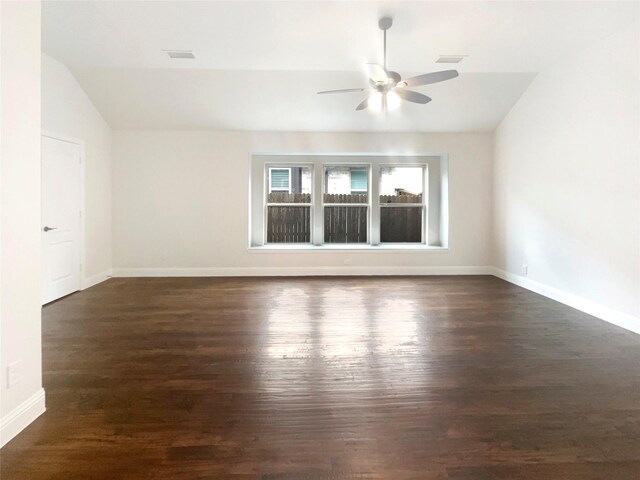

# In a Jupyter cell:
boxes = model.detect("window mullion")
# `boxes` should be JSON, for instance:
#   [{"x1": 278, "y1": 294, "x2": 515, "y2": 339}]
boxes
[
  {"x1": 313, "y1": 162, "x2": 323, "y2": 245},
  {"x1": 370, "y1": 164, "x2": 380, "y2": 245},
  {"x1": 422, "y1": 166, "x2": 427, "y2": 244}
]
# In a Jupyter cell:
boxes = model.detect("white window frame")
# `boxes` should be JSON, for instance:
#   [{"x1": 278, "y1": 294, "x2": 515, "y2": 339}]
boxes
[{"x1": 249, "y1": 153, "x2": 448, "y2": 251}]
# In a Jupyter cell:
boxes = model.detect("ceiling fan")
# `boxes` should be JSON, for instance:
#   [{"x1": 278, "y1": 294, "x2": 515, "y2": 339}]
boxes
[{"x1": 318, "y1": 17, "x2": 459, "y2": 112}]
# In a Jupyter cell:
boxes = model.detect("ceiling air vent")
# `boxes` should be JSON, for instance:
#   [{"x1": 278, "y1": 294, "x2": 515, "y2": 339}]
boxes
[
  {"x1": 164, "y1": 50, "x2": 195, "y2": 59},
  {"x1": 436, "y1": 55, "x2": 466, "y2": 64}
]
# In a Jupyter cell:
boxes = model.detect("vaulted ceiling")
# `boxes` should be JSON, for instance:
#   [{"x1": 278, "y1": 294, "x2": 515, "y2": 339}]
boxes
[{"x1": 42, "y1": 1, "x2": 638, "y2": 132}]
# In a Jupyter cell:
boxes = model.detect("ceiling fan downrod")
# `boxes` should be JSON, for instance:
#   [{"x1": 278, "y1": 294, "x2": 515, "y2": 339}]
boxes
[{"x1": 379, "y1": 16, "x2": 392, "y2": 71}]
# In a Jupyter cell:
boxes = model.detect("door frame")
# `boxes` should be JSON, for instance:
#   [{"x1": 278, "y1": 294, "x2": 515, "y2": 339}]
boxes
[{"x1": 41, "y1": 130, "x2": 86, "y2": 297}]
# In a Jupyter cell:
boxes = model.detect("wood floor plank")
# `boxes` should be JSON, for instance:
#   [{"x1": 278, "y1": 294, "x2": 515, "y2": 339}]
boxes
[{"x1": 1, "y1": 276, "x2": 639, "y2": 479}]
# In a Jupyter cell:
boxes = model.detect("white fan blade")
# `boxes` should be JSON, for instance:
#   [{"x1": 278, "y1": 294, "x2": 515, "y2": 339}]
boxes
[
  {"x1": 396, "y1": 89, "x2": 432, "y2": 104},
  {"x1": 317, "y1": 88, "x2": 367, "y2": 95},
  {"x1": 355, "y1": 96, "x2": 370, "y2": 111},
  {"x1": 402, "y1": 70, "x2": 458, "y2": 88},
  {"x1": 365, "y1": 63, "x2": 389, "y2": 83}
]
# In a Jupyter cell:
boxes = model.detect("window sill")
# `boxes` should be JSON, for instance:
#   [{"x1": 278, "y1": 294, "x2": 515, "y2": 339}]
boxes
[{"x1": 248, "y1": 244, "x2": 449, "y2": 253}]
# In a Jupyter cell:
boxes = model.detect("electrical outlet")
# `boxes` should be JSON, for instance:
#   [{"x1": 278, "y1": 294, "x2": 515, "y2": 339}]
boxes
[
  {"x1": 522, "y1": 264, "x2": 528, "y2": 276},
  {"x1": 7, "y1": 359, "x2": 23, "y2": 388}
]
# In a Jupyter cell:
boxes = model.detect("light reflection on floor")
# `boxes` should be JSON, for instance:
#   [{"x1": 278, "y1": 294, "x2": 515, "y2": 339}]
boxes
[
  {"x1": 265, "y1": 286, "x2": 422, "y2": 360},
  {"x1": 260, "y1": 283, "x2": 434, "y2": 402}
]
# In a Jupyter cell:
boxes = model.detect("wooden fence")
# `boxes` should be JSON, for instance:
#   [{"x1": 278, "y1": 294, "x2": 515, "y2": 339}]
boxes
[
  {"x1": 266, "y1": 193, "x2": 422, "y2": 244},
  {"x1": 380, "y1": 194, "x2": 422, "y2": 204},
  {"x1": 267, "y1": 206, "x2": 311, "y2": 243},
  {"x1": 380, "y1": 193, "x2": 422, "y2": 243},
  {"x1": 267, "y1": 193, "x2": 311, "y2": 204},
  {"x1": 380, "y1": 206, "x2": 422, "y2": 242},
  {"x1": 267, "y1": 193, "x2": 311, "y2": 243},
  {"x1": 323, "y1": 193, "x2": 368, "y2": 243},
  {"x1": 324, "y1": 207, "x2": 367, "y2": 243}
]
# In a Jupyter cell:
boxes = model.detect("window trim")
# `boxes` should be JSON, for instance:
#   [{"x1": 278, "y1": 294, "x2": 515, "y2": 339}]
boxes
[{"x1": 249, "y1": 153, "x2": 448, "y2": 250}]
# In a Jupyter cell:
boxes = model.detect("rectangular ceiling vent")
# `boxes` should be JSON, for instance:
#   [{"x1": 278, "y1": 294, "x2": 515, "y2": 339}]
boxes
[
  {"x1": 165, "y1": 50, "x2": 195, "y2": 59},
  {"x1": 436, "y1": 55, "x2": 466, "y2": 64}
]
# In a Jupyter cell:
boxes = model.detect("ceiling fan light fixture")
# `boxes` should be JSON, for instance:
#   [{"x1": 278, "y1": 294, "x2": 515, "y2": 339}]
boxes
[
  {"x1": 368, "y1": 92, "x2": 383, "y2": 113},
  {"x1": 386, "y1": 91, "x2": 401, "y2": 111}
]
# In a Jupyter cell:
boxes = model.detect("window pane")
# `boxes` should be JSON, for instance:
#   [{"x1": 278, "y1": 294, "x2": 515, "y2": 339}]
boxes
[
  {"x1": 267, "y1": 206, "x2": 311, "y2": 243},
  {"x1": 380, "y1": 207, "x2": 422, "y2": 243},
  {"x1": 379, "y1": 166, "x2": 423, "y2": 202},
  {"x1": 267, "y1": 166, "x2": 312, "y2": 203},
  {"x1": 324, "y1": 166, "x2": 368, "y2": 203},
  {"x1": 324, "y1": 206, "x2": 368, "y2": 243}
]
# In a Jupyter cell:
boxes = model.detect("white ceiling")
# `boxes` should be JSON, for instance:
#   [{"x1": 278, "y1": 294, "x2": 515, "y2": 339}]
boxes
[
  {"x1": 69, "y1": 67, "x2": 535, "y2": 132},
  {"x1": 42, "y1": 1, "x2": 639, "y2": 132}
]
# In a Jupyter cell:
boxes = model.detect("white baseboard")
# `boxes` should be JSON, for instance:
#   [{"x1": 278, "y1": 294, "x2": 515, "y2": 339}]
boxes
[
  {"x1": 0, "y1": 388, "x2": 46, "y2": 448},
  {"x1": 82, "y1": 269, "x2": 113, "y2": 290},
  {"x1": 490, "y1": 267, "x2": 640, "y2": 335},
  {"x1": 112, "y1": 266, "x2": 492, "y2": 277}
]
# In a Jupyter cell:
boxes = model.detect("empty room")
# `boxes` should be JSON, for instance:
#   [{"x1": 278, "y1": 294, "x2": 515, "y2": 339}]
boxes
[{"x1": 1, "y1": 0, "x2": 639, "y2": 478}]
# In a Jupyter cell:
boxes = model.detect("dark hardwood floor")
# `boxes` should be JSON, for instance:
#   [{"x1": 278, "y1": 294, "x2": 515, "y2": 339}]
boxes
[{"x1": 2, "y1": 276, "x2": 640, "y2": 479}]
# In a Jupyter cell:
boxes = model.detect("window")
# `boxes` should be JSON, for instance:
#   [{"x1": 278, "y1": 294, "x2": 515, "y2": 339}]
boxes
[
  {"x1": 250, "y1": 154, "x2": 447, "y2": 249},
  {"x1": 379, "y1": 166, "x2": 424, "y2": 243},
  {"x1": 266, "y1": 166, "x2": 312, "y2": 244},
  {"x1": 324, "y1": 166, "x2": 368, "y2": 243}
]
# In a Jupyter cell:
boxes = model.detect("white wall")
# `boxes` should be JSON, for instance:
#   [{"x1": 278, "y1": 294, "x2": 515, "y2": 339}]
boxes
[
  {"x1": 41, "y1": 53, "x2": 113, "y2": 285},
  {"x1": 1, "y1": 0, "x2": 45, "y2": 446},
  {"x1": 493, "y1": 24, "x2": 640, "y2": 324},
  {"x1": 113, "y1": 131, "x2": 493, "y2": 274}
]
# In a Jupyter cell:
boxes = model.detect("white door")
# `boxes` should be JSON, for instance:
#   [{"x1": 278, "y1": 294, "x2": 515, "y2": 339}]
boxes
[{"x1": 41, "y1": 135, "x2": 82, "y2": 304}]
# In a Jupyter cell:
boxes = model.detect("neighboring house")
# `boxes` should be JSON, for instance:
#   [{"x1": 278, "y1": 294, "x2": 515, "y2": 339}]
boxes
[
  {"x1": 269, "y1": 166, "x2": 422, "y2": 197},
  {"x1": 324, "y1": 166, "x2": 423, "y2": 196},
  {"x1": 324, "y1": 167, "x2": 368, "y2": 195},
  {"x1": 269, "y1": 167, "x2": 312, "y2": 194},
  {"x1": 379, "y1": 167, "x2": 423, "y2": 196}
]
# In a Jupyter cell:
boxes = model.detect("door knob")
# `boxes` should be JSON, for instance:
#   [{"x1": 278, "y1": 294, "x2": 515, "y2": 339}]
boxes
[{"x1": 43, "y1": 226, "x2": 57, "y2": 232}]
